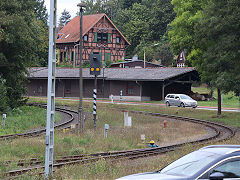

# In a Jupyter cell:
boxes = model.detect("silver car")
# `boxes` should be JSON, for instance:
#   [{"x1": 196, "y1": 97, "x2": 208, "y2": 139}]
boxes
[
  {"x1": 116, "y1": 145, "x2": 240, "y2": 180},
  {"x1": 164, "y1": 94, "x2": 197, "y2": 108}
]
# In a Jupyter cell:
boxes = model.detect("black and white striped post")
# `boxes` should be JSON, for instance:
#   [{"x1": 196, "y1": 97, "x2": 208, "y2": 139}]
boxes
[
  {"x1": 93, "y1": 75, "x2": 97, "y2": 130},
  {"x1": 90, "y1": 54, "x2": 101, "y2": 130}
]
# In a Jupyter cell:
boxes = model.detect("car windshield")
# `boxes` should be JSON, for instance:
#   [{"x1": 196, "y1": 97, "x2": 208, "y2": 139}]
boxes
[
  {"x1": 180, "y1": 95, "x2": 192, "y2": 100},
  {"x1": 159, "y1": 150, "x2": 221, "y2": 176}
]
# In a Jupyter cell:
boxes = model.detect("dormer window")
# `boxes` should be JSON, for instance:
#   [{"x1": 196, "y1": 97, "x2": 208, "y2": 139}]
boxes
[
  {"x1": 65, "y1": 34, "x2": 70, "y2": 39},
  {"x1": 116, "y1": 37, "x2": 121, "y2": 43},
  {"x1": 57, "y1": 33, "x2": 64, "y2": 40},
  {"x1": 83, "y1": 35, "x2": 88, "y2": 42}
]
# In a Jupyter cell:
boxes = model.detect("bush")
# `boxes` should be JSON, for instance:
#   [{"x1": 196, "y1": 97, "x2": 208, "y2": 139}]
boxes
[
  {"x1": 70, "y1": 147, "x2": 85, "y2": 155},
  {"x1": 0, "y1": 77, "x2": 8, "y2": 113}
]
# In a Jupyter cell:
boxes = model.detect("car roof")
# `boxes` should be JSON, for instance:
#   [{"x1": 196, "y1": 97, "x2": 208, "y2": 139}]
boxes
[
  {"x1": 199, "y1": 145, "x2": 240, "y2": 155},
  {"x1": 166, "y1": 94, "x2": 187, "y2": 96}
]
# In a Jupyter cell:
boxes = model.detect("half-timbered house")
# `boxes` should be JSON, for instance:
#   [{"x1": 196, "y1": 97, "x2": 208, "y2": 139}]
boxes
[{"x1": 56, "y1": 13, "x2": 130, "y2": 65}]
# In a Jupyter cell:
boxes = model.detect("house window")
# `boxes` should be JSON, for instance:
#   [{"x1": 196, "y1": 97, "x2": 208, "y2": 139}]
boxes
[
  {"x1": 116, "y1": 37, "x2": 121, "y2": 43},
  {"x1": 126, "y1": 82, "x2": 134, "y2": 95},
  {"x1": 97, "y1": 33, "x2": 108, "y2": 42},
  {"x1": 83, "y1": 35, "x2": 88, "y2": 42}
]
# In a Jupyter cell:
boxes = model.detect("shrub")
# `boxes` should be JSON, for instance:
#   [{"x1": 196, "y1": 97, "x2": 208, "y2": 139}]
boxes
[{"x1": 0, "y1": 77, "x2": 8, "y2": 113}]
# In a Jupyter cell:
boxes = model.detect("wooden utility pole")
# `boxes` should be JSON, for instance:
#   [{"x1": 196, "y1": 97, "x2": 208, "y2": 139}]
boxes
[{"x1": 217, "y1": 88, "x2": 221, "y2": 116}]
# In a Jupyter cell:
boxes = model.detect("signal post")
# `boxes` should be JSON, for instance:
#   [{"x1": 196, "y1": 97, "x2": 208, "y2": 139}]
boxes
[{"x1": 90, "y1": 54, "x2": 101, "y2": 130}]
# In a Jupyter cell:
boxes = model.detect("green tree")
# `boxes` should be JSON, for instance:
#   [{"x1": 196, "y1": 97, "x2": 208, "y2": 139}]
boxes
[
  {"x1": 59, "y1": 9, "x2": 71, "y2": 27},
  {"x1": 0, "y1": 0, "x2": 43, "y2": 108},
  {"x1": 143, "y1": 0, "x2": 175, "y2": 41},
  {"x1": 33, "y1": 0, "x2": 48, "y2": 25},
  {"x1": 168, "y1": 0, "x2": 208, "y2": 65},
  {"x1": 115, "y1": 0, "x2": 174, "y2": 58},
  {"x1": 154, "y1": 36, "x2": 174, "y2": 66},
  {"x1": 83, "y1": 0, "x2": 122, "y2": 20},
  {"x1": 121, "y1": 0, "x2": 141, "y2": 9},
  {"x1": 115, "y1": 3, "x2": 151, "y2": 57},
  {"x1": 0, "y1": 77, "x2": 8, "y2": 113},
  {"x1": 193, "y1": 0, "x2": 240, "y2": 94}
]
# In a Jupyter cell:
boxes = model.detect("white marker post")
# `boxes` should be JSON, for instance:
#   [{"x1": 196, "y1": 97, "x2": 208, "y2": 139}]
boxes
[
  {"x1": 124, "y1": 111, "x2": 128, "y2": 127},
  {"x1": 120, "y1": 90, "x2": 123, "y2": 101},
  {"x1": 2, "y1": 114, "x2": 6, "y2": 128},
  {"x1": 104, "y1": 124, "x2": 109, "y2": 138},
  {"x1": 110, "y1": 94, "x2": 114, "y2": 103}
]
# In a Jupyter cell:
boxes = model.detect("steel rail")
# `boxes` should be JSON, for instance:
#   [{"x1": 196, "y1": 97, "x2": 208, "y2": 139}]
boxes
[
  {"x1": 0, "y1": 104, "x2": 75, "y2": 140},
  {"x1": 2, "y1": 108, "x2": 235, "y2": 178}
]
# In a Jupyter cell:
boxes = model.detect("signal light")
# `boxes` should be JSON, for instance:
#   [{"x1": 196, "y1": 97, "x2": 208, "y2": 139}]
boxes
[{"x1": 90, "y1": 54, "x2": 101, "y2": 76}]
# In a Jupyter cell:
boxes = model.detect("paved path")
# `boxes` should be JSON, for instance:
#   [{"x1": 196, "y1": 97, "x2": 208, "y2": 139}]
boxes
[{"x1": 52, "y1": 97, "x2": 240, "y2": 112}]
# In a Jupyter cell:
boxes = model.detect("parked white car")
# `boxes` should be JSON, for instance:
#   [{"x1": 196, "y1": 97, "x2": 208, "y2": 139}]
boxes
[{"x1": 165, "y1": 94, "x2": 197, "y2": 108}]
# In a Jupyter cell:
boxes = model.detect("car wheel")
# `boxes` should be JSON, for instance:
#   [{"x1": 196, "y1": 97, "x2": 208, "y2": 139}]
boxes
[
  {"x1": 180, "y1": 103, "x2": 185, "y2": 108},
  {"x1": 166, "y1": 102, "x2": 170, "y2": 107}
]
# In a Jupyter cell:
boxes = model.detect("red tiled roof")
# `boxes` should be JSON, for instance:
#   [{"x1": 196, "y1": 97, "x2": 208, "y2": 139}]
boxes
[{"x1": 56, "y1": 13, "x2": 130, "y2": 45}]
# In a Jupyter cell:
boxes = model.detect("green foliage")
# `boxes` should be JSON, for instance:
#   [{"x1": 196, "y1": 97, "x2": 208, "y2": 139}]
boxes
[
  {"x1": 33, "y1": 0, "x2": 48, "y2": 25},
  {"x1": 0, "y1": 0, "x2": 49, "y2": 109},
  {"x1": 0, "y1": 105, "x2": 61, "y2": 135},
  {"x1": 121, "y1": 0, "x2": 142, "y2": 9},
  {"x1": 105, "y1": 59, "x2": 112, "y2": 68},
  {"x1": 83, "y1": 0, "x2": 122, "y2": 20},
  {"x1": 169, "y1": 0, "x2": 240, "y2": 94},
  {"x1": 82, "y1": 60, "x2": 90, "y2": 68},
  {"x1": 193, "y1": 0, "x2": 240, "y2": 94},
  {"x1": 115, "y1": 0, "x2": 175, "y2": 58},
  {"x1": 0, "y1": 77, "x2": 8, "y2": 113},
  {"x1": 59, "y1": 9, "x2": 71, "y2": 27},
  {"x1": 168, "y1": 0, "x2": 208, "y2": 60},
  {"x1": 136, "y1": 35, "x2": 174, "y2": 66},
  {"x1": 70, "y1": 147, "x2": 86, "y2": 155},
  {"x1": 82, "y1": 0, "x2": 174, "y2": 58}
]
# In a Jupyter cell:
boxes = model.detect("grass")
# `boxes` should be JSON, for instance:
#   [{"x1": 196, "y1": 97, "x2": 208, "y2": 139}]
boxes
[
  {"x1": 0, "y1": 106, "x2": 61, "y2": 136},
  {"x1": 1, "y1": 97, "x2": 240, "y2": 179},
  {"x1": 192, "y1": 87, "x2": 240, "y2": 108},
  {"x1": 51, "y1": 137, "x2": 240, "y2": 180},
  {"x1": 0, "y1": 107, "x2": 205, "y2": 162}
]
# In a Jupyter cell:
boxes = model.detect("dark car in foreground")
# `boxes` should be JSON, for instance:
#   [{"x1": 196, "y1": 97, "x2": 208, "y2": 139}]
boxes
[{"x1": 116, "y1": 145, "x2": 240, "y2": 180}]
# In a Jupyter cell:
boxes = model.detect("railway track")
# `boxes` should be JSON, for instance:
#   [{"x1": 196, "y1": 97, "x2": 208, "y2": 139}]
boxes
[
  {"x1": 0, "y1": 104, "x2": 76, "y2": 140},
  {"x1": 2, "y1": 107, "x2": 235, "y2": 178}
]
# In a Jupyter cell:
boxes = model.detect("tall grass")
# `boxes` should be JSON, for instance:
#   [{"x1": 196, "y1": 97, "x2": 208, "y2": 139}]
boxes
[
  {"x1": 0, "y1": 106, "x2": 59, "y2": 135},
  {"x1": 1, "y1": 98, "x2": 240, "y2": 179}
]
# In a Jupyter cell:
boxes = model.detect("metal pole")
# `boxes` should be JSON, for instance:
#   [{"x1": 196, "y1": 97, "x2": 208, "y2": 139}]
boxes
[
  {"x1": 93, "y1": 75, "x2": 97, "y2": 130},
  {"x1": 217, "y1": 88, "x2": 221, "y2": 116},
  {"x1": 45, "y1": 0, "x2": 56, "y2": 178},
  {"x1": 239, "y1": 93, "x2": 240, "y2": 112},
  {"x1": 102, "y1": 66, "x2": 105, "y2": 98},
  {"x1": 144, "y1": 48, "x2": 146, "y2": 68},
  {"x1": 77, "y1": 3, "x2": 86, "y2": 133}
]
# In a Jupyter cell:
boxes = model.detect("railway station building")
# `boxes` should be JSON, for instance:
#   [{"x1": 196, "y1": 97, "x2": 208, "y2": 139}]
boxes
[{"x1": 26, "y1": 67, "x2": 199, "y2": 101}]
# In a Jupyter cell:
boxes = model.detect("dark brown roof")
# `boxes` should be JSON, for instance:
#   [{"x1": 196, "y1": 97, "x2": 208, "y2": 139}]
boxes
[
  {"x1": 28, "y1": 67, "x2": 196, "y2": 81},
  {"x1": 56, "y1": 13, "x2": 130, "y2": 45}
]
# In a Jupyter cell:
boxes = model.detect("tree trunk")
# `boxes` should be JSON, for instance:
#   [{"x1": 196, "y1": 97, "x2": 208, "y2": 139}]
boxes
[
  {"x1": 210, "y1": 87, "x2": 213, "y2": 98},
  {"x1": 217, "y1": 88, "x2": 221, "y2": 116}
]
